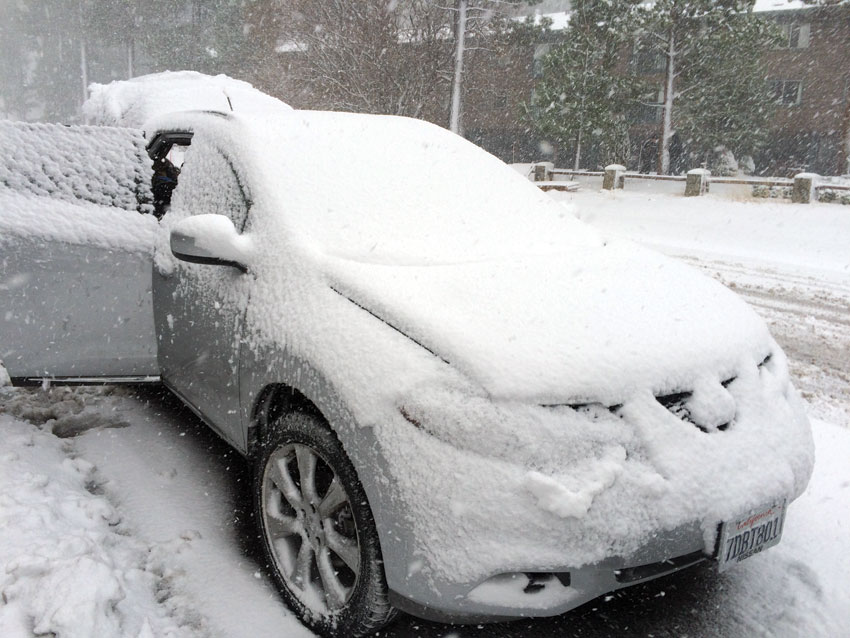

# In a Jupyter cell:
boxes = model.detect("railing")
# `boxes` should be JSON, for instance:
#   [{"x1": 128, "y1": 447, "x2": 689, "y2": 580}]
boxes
[{"x1": 529, "y1": 162, "x2": 849, "y2": 204}]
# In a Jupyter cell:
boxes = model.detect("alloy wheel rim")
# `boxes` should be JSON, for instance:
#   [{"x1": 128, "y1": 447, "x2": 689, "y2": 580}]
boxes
[{"x1": 262, "y1": 442, "x2": 361, "y2": 614}]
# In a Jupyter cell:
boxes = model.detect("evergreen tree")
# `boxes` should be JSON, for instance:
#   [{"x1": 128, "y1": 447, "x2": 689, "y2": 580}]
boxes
[
  {"x1": 526, "y1": 0, "x2": 642, "y2": 169},
  {"x1": 637, "y1": 0, "x2": 777, "y2": 173},
  {"x1": 675, "y1": 17, "x2": 779, "y2": 170}
]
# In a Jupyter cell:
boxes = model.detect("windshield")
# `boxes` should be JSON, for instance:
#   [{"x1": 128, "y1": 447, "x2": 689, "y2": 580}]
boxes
[{"x1": 247, "y1": 111, "x2": 598, "y2": 265}]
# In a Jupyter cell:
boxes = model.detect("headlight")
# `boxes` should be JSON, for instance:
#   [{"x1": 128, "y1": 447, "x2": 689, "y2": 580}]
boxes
[{"x1": 397, "y1": 384, "x2": 636, "y2": 474}]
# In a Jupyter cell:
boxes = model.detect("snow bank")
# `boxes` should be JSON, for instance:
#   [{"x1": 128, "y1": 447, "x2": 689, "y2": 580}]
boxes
[
  {"x1": 0, "y1": 190, "x2": 157, "y2": 252},
  {"x1": 0, "y1": 412, "x2": 199, "y2": 638},
  {"x1": 84, "y1": 71, "x2": 291, "y2": 130},
  {"x1": 0, "y1": 120, "x2": 152, "y2": 214},
  {"x1": 557, "y1": 190, "x2": 850, "y2": 279}
]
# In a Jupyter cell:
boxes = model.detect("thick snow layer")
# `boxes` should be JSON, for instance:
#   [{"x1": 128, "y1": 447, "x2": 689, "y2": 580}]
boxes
[
  {"x1": 376, "y1": 351, "x2": 812, "y2": 586},
  {"x1": 0, "y1": 386, "x2": 313, "y2": 638},
  {"x1": 83, "y1": 71, "x2": 291, "y2": 130},
  {"x1": 550, "y1": 189, "x2": 850, "y2": 434},
  {"x1": 0, "y1": 190, "x2": 157, "y2": 252},
  {"x1": 0, "y1": 414, "x2": 199, "y2": 638},
  {"x1": 0, "y1": 120, "x2": 152, "y2": 214}
]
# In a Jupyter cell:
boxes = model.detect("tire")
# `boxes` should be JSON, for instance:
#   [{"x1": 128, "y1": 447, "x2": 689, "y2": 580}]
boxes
[{"x1": 253, "y1": 409, "x2": 396, "y2": 637}]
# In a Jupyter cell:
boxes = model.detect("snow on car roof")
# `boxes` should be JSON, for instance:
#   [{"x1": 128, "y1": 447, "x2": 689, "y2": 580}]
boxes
[
  {"x1": 83, "y1": 71, "x2": 292, "y2": 130},
  {"x1": 0, "y1": 120, "x2": 152, "y2": 214}
]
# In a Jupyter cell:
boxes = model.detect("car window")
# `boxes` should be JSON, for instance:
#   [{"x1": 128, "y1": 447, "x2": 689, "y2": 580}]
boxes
[{"x1": 169, "y1": 138, "x2": 249, "y2": 231}]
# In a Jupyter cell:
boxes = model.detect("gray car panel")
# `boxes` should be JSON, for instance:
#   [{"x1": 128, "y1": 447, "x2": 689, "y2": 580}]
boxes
[
  {"x1": 153, "y1": 142, "x2": 251, "y2": 450},
  {"x1": 1, "y1": 238, "x2": 157, "y2": 380}
]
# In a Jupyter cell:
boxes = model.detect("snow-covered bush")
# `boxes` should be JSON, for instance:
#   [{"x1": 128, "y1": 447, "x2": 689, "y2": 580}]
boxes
[
  {"x1": 739, "y1": 155, "x2": 756, "y2": 176},
  {"x1": 711, "y1": 146, "x2": 739, "y2": 176},
  {"x1": 752, "y1": 185, "x2": 792, "y2": 199},
  {"x1": 817, "y1": 189, "x2": 850, "y2": 205},
  {"x1": 0, "y1": 121, "x2": 153, "y2": 214}
]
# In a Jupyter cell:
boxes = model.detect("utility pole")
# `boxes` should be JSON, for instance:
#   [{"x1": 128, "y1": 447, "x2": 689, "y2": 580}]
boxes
[{"x1": 449, "y1": 0, "x2": 467, "y2": 134}]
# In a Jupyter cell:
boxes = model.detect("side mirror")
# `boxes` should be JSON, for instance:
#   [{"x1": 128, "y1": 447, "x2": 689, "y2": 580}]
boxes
[{"x1": 170, "y1": 214, "x2": 251, "y2": 273}]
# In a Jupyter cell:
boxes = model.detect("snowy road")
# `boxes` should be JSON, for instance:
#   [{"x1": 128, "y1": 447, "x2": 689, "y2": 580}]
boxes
[
  {"x1": 2, "y1": 190, "x2": 849, "y2": 637},
  {"x1": 683, "y1": 256, "x2": 850, "y2": 429}
]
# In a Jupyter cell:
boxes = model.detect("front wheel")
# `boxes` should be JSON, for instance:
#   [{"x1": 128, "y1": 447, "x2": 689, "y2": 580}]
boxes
[{"x1": 253, "y1": 409, "x2": 395, "y2": 637}]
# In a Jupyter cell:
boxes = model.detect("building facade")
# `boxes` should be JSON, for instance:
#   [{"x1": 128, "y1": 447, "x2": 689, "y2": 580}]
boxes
[{"x1": 464, "y1": 4, "x2": 850, "y2": 176}]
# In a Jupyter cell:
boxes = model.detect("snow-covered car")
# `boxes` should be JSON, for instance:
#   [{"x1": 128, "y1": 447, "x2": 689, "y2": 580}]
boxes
[{"x1": 1, "y1": 107, "x2": 813, "y2": 638}]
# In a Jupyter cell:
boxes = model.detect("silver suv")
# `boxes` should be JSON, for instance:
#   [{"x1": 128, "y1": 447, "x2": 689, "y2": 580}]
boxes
[{"x1": 2, "y1": 109, "x2": 814, "y2": 637}]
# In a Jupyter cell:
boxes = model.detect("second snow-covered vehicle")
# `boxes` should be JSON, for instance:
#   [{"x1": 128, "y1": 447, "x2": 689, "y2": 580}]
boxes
[{"x1": 3, "y1": 106, "x2": 813, "y2": 637}]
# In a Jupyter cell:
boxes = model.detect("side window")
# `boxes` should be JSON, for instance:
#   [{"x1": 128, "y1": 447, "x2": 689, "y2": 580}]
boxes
[
  {"x1": 152, "y1": 143, "x2": 189, "y2": 219},
  {"x1": 170, "y1": 139, "x2": 249, "y2": 231}
]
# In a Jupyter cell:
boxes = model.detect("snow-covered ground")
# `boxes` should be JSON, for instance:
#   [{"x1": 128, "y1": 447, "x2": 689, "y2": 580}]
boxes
[{"x1": 1, "y1": 189, "x2": 848, "y2": 637}]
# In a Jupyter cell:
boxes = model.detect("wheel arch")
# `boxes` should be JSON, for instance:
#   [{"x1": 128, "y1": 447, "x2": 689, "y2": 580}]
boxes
[
  {"x1": 240, "y1": 348, "x2": 419, "y2": 602},
  {"x1": 248, "y1": 382, "x2": 325, "y2": 459}
]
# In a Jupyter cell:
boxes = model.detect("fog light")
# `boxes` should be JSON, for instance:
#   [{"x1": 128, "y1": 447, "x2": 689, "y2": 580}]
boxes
[{"x1": 467, "y1": 571, "x2": 575, "y2": 610}]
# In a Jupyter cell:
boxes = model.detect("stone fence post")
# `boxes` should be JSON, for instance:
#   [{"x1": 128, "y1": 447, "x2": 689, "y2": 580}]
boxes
[
  {"x1": 603, "y1": 164, "x2": 626, "y2": 190},
  {"x1": 792, "y1": 173, "x2": 818, "y2": 203},
  {"x1": 530, "y1": 161, "x2": 554, "y2": 182},
  {"x1": 685, "y1": 168, "x2": 710, "y2": 196}
]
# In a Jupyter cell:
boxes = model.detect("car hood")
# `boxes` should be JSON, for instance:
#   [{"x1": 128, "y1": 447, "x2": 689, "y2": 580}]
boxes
[{"x1": 322, "y1": 241, "x2": 771, "y2": 404}]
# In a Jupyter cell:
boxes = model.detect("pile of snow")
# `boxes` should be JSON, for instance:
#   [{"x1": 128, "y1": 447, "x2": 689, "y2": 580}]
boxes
[
  {"x1": 0, "y1": 121, "x2": 152, "y2": 214},
  {"x1": 0, "y1": 190, "x2": 157, "y2": 252},
  {"x1": 84, "y1": 71, "x2": 291, "y2": 130},
  {"x1": 0, "y1": 411, "x2": 199, "y2": 638}
]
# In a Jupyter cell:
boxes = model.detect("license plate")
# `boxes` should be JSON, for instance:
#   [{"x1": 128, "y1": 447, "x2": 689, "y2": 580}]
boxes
[{"x1": 717, "y1": 500, "x2": 786, "y2": 573}]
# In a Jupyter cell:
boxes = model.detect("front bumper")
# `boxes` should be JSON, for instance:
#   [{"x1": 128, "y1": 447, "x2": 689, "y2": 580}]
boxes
[
  {"x1": 366, "y1": 349, "x2": 812, "y2": 623},
  {"x1": 389, "y1": 520, "x2": 708, "y2": 622}
]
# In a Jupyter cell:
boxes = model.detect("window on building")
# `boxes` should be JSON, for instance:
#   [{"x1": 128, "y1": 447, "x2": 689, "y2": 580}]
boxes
[
  {"x1": 634, "y1": 86, "x2": 664, "y2": 123},
  {"x1": 777, "y1": 23, "x2": 810, "y2": 49},
  {"x1": 631, "y1": 43, "x2": 666, "y2": 75},
  {"x1": 768, "y1": 79, "x2": 802, "y2": 106}
]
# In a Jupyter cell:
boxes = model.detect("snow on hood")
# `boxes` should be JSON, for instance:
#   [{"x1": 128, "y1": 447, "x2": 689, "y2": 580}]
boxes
[
  {"x1": 83, "y1": 71, "x2": 291, "y2": 130},
  {"x1": 324, "y1": 241, "x2": 771, "y2": 404}
]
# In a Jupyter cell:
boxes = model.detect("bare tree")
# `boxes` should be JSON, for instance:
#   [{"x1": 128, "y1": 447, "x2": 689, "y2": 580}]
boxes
[
  {"x1": 270, "y1": 0, "x2": 455, "y2": 119},
  {"x1": 266, "y1": 0, "x2": 537, "y2": 130}
]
